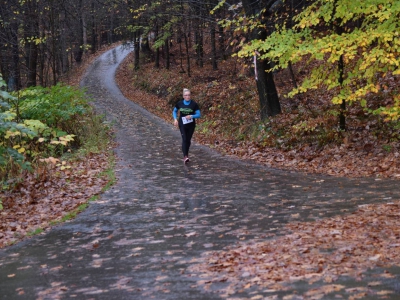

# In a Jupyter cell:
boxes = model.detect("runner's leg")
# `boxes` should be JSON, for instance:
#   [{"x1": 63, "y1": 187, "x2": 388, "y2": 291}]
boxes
[
  {"x1": 179, "y1": 125, "x2": 189, "y2": 157},
  {"x1": 185, "y1": 125, "x2": 195, "y2": 157}
]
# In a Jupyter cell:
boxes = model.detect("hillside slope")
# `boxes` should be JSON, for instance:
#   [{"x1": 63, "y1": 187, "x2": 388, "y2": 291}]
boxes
[{"x1": 115, "y1": 50, "x2": 400, "y2": 179}]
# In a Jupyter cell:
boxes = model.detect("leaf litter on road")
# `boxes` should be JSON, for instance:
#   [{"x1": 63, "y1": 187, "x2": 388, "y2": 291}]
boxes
[{"x1": 189, "y1": 201, "x2": 400, "y2": 299}]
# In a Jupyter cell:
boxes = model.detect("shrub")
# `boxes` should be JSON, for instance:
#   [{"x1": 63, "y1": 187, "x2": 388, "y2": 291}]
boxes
[{"x1": 0, "y1": 76, "x2": 109, "y2": 183}]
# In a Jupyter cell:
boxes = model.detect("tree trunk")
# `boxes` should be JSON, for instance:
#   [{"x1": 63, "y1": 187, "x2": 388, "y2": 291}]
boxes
[
  {"x1": 0, "y1": 4, "x2": 20, "y2": 91},
  {"x1": 218, "y1": 24, "x2": 225, "y2": 60},
  {"x1": 38, "y1": 27, "x2": 45, "y2": 86},
  {"x1": 134, "y1": 31, "x2": 140, "y2": 70},
  {"x1": 9, "y1": 21, "x2": 20, "y2": 90},
  {"x1": 165, "y1": 37, "x2": 170, "y2": 70},
  {"x1": 256, "y1": 59, "x2": 281, "y2": 118},
  {"x1": 91, "y1": 1, "x2": 97, "y2": 54},
  {"x1": 338, "y1": 54, "x2": 346, "y2": 131},
  {"x1": 51, "y1": 6, "x2": 57, "y2": 85},
  {"x1": 154, "y1": 24, "x2": 160, "y2": 68},
  {"x1": 60, "y1": 9, "x2": 69, "y2": 74},
  {"x1": 24, "y1": 0, "x2": 39, "y2": 87},
  {"x1": 178, "y1": 34, "x2": 185, "y2": 73},
  {"x1": 74, "y1": 0, "x2": 84, "y2": 63},
  {"x1": 141, "y1": 36, "x2": 151, "y2": 54},
  {"x1": 108, "y1": 8, "x2": 114, "y2": 44},
  {"x1": 181, "y1": 1, "x2": 191, "y2": 76},
  {"x1": 333, "y1": 0, "x2": 346, "y2": 131},
  {"x1": 242, "y1": 0, "x2": 281, "y2": 118},
  {"x1": 183, "y1": 30, "x2": 191, "y2": 77},
  {"x1": 195, "y1": 27, "x2": 203, "y2": 67},
  {"x1": 210, "y1": 24, "x2": 218, "y2": 70},
  {"x1": 82, "y1": 10, "x2": 88, "y2": 52}
]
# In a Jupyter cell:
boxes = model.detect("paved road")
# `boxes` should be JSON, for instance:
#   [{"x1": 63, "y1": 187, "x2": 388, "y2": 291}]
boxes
[{"x1": 1, "y1": 46, "x2": 400, "y2": 299}]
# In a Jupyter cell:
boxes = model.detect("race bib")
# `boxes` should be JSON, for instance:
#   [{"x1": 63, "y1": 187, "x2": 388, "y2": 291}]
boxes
[{"x1": 182, "y1": 117, "x2": 193, "y2": 124}]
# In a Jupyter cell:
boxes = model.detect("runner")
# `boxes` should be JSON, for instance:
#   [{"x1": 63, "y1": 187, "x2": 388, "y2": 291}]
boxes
[{"x1": 173, "y1": 88, "x2": 201, "y2": 163}]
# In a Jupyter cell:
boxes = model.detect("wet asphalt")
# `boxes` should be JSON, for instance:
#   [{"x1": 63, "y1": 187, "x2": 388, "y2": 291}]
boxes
[{"x1": 1, "y1": 46, "x2": 400, "y2": 299}]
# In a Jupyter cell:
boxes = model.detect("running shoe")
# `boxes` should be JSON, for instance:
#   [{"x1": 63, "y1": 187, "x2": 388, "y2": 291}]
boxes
[{"x1": 184, "y1": 156, "x2": 190, "y2": 163}]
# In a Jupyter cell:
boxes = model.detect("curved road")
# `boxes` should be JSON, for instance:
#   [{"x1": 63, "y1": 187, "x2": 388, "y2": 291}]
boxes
[{"x1": 1, "y1": 46, "x2": 399, "y2": 299}]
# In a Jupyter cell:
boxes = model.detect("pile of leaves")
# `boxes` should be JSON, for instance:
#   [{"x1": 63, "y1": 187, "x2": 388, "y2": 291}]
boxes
[
  {"x1": 0, "y1": 153, "x2": 110, "y2": 248},
  {"x1": 189, "y1": 201, "x2": 400, "y2": 299},
  {"x1": 116, "y1": 49, "x2": 400, "y2": 179}
]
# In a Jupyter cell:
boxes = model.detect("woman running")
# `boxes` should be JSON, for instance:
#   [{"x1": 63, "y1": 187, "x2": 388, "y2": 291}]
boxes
[{"x1": 173, "y1": 88, "x2": 201, "y2": 163}]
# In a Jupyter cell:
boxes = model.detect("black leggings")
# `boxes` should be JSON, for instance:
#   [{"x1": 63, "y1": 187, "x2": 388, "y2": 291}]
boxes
[{"x1": 179, "y1": 124, "x2": 195, "y2": 157}]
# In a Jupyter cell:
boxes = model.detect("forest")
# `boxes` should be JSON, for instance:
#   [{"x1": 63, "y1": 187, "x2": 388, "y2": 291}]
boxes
[
  {"x1": 115, "y1": 0, "x2": 400, "y2": 178},
  {"x1": 0, "y1": 0, "x2": 399, "y2": 244}
]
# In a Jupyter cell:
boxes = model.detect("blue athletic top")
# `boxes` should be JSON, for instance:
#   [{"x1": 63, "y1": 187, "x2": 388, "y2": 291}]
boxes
[{"x1": 173, "y1": 100, "x2": 201, "y2": 123}]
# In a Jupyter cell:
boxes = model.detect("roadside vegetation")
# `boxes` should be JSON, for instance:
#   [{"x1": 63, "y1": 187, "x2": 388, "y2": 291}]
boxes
[{"x1": 0, "y1": 74, "x2": 115, "y2": 247}]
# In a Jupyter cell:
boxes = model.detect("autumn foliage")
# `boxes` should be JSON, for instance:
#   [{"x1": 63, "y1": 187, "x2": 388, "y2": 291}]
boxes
[{"x1": 116, "y1": 46, "x2": 400, "y2": 179}]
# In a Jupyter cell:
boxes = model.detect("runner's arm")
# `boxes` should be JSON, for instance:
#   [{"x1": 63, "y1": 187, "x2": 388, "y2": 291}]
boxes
[
  {"x1": 173, "y1": 107, "x2": 178, "y2": 120},
  {"x1": 191, "y1": 110, "x2": 201, "y2": 119}
]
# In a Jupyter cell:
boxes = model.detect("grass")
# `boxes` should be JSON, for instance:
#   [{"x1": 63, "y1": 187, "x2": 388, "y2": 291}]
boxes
[
  {"x1": 99, "y1": 153, "x2": 116, "y2": 192},
  {"x1": 27, "y1": 228, "x2": 44, "y2": 237}
]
